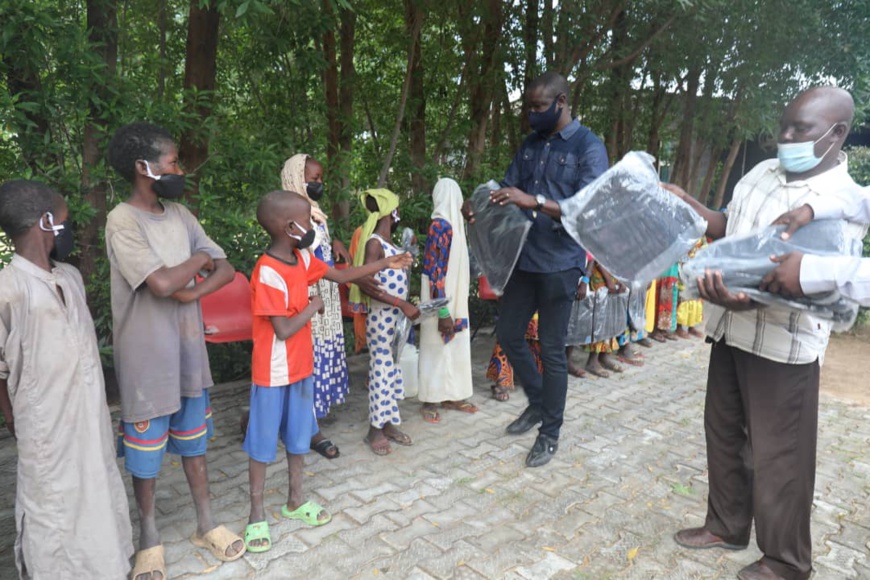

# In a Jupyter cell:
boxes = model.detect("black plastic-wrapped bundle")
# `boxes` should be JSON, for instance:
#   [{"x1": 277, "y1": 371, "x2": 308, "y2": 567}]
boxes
[
  {"x1": 559, "y1": 152, "x2": 707, "y2": 285},
  {"x1": 467, "y1": 180, "x2": 532, "y2": 296},
  {"x1": 565, "y1": 292, "x2": 595, "y2": 346},
  {"x1": 592, "y1": 288, "x2": 629, "y2": 342},
  {"x1": 681, "y1": 219, "x2": 863, "y2": 329}
]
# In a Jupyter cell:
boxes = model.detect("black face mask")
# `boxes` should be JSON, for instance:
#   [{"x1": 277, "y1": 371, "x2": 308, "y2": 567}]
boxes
[
  {"x1": 305, "y1": 182, "x2": 325, "y2": 201},
  {"x1": 287, "y1": 221, "x2": 317, "y2": 249},
  {"x1": 528, "y1": 96, "x2": 563, "y2": 135},
  {"x1": 40, "y1": 212, "x2": 75, "y2": 261},
  {"x1": 144, "y1": 161, "x2": 186, "y2": 199},
  {"x1": 51, "y1": 220, "x2": 75, "y2": 261}
]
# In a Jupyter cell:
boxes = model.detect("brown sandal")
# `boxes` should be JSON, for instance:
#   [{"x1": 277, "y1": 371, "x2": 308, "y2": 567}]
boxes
[{"x1": 441, "y1": 401, "x2": 479, "y2": 413}]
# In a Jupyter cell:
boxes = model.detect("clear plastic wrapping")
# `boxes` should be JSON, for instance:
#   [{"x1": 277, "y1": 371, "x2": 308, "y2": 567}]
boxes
[
  {"x1": 565, "y1": 292, "x2": 595, "y2": 346},
  {"x1": 467, "y1": 180, "x2": 532, "y2": 296},
  {"x1": 681, "y1": 219, "x2": 863, "y2": 329},
  {"x1": 390, "y1": 297, "x2": 452, "y2": 359},
  {"x1": 592, "y1": 288, "x2": 629, "y2": 341},
  {"x1": 559, "y1": 151, "x2": 707, "y2": 285},
  {"x1": 627, "y1": 283, "x2": 647, "y2": 332}
]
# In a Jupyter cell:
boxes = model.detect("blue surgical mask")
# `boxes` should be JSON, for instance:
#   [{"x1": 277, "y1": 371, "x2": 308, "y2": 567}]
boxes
[{"x1": 777, "y1": 124, "x2": 839, "y2": 174}]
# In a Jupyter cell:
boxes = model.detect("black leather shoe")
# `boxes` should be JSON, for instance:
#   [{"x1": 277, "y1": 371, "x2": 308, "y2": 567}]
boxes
[
  {"x1": 505, "y1": 406, "x2": 543, "y2": 435},
  {"x1": 525, "y1": 433, "x2": 558, "y2": 467}
]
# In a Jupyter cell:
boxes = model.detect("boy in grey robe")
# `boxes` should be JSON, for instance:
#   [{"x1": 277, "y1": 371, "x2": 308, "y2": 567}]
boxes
[{"x1": 0, "y1": 180, "x2": 133, "y2": 579}]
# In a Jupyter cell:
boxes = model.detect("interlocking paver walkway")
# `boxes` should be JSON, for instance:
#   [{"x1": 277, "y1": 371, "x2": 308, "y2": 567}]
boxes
[{"x1": 1, "y1": 335, "x2": 868, "y2": 579}]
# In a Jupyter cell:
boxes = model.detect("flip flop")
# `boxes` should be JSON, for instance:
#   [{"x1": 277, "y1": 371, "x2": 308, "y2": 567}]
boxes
[
  {"x1": 664, "y1": 332, "x2": 679, "y2": 341},
  {"x1": 191, "y1": 525, "x2": 246, "y2": 562},
  {"x1": 441, "y1": 401, "x2": 479, "y2": 413},
  {"x1": 650, "y1": 332, "x2": 667, "y2": 343},
  {"x1": 244, "y1": 521, "x2": 272, "y2": 553},
  {"x1": 281, "y1": 501, "x2": 332, "y2": 526},
  {"x1": 585, "y1": 367, "x2": 610, "y2": 379},
  {"x1": 364, "y1": 435, "x2": 392, "y2": 455},
  {"x1": 617, "y1": 354, "x2": 645, "y2": 367},
  {"x1": 383, "y1": 427, "x2": 413, "y2": 446},
  {"x1": 636, "y1": 337, "x2": 654, "y2": 348},
  {"x1": 491, "y1": 385, "x2": 510, "y2": 401},
  {"x1": 310, "y1": 438, "x2": 340, "y2": 459},
  {"x1": 131, "y1": 545, "x2": 165, "y2": 580},
  {"x1": 421, "y1": 407, "x2": 441, "y2": 423}
]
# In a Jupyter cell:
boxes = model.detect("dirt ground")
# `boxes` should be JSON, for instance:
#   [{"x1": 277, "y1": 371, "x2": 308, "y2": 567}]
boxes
[{"x1": 820, "y1": 324, "x2": 870, "y2": 406}]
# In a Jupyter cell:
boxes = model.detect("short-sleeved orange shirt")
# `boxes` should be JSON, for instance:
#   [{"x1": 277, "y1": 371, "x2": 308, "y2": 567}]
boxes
[{"x1": 250, "y1": 250, "x2": 329, "y2": 386}]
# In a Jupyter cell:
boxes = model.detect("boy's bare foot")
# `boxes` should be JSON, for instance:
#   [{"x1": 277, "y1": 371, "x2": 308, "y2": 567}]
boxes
[
  {"x1": 599, "y1": 354, "x2": 624, "y2": 373},
  {"x1": 585, "y1": 359, "x2": 610, "y2": 378},
  {"x1": 688, "y1": 327, "x2": 705, "y2": 338},
  {"x1": 676, "y1": 327, "x2": 690, "y2": 339}
]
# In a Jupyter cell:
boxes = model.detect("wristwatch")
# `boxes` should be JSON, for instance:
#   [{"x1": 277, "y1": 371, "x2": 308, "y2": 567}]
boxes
[{"x1": 534, "y1": 194, "x2": 546, "y2": 211}]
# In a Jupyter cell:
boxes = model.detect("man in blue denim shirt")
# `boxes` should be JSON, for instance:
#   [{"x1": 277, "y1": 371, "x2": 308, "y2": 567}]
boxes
[{"x1": 464, "y1": 72, "x2": 608, "y2": 467}]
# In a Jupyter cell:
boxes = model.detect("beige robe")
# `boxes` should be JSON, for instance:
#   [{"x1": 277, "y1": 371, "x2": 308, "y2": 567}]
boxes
[{"x1": 0, "y1": 255, "x2": 132, "y2": 579}]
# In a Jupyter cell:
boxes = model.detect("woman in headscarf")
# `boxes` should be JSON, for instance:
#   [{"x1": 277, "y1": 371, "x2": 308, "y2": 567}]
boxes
[
  {"x1": 280, "y1": 154, "x2": 352, "y2": 459},
  {"x1": 417, "y1": 178, "x2": 478, "y2": 423},
  {"x1": 350, "y1": 189, "x2": 420, "y2": 455}
]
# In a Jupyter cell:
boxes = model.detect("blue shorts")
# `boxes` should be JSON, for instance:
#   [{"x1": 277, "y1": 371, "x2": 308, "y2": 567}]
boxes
[
  {"x1": 243, "y1": 377, "x2": 318, "y2": 462},
  {"x1": 117, "y1": 390, "x2": 213, "y2": 479}
]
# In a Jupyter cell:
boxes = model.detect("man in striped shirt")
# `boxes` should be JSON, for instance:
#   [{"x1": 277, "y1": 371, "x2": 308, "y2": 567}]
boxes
[{"x1": 661, "y1": 87, "x2": 866, "y2": 580}]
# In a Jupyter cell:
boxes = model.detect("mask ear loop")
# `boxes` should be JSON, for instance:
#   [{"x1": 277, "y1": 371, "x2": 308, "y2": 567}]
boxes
[
  {"x1": 814, "y1": 123, "x2": 840, "y2": 162},
  {"x1": 38, "y1": 211, "x2": 63, "y2": 234}
]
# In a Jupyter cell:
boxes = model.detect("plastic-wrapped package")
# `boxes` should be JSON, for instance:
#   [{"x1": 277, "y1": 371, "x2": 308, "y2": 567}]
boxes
[
  {"x1": 681, "y1": 219, "x2": 863, "y2": 329},
  {"x1": 591, "y1": 288, "x2": 629, "y2": 341},
  {"x1": 390, "y1": 297, "x2": 452, "y2": 359},
  {"x1": 627, "y1": 283, "x2": 647, "y2": 332},
  {"x1": 559, "y1": 151, "x2": 707, "y2": 285},
  {"x1": 468, "y1": 180, "x2": 532, "y2": 296},
  {"x1": 565, "y1": 292, "x2": 595, "y2": 346},
  {"x1": 400, "y1": 227, "x2": 419, "y2": 260}
]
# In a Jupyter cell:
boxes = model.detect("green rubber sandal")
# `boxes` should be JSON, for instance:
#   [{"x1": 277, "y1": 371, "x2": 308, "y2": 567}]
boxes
[
  {"x1": 244, "y1": 521, "x2": 271, "y2": 553},
  {"x1": 281, "y1": 501, "x2": 332, "y2": 526}
]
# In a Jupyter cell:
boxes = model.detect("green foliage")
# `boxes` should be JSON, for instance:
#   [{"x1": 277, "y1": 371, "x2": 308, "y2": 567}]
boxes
[{"x1": 2, "y1": 0, "x2": 870, "y2": 379}]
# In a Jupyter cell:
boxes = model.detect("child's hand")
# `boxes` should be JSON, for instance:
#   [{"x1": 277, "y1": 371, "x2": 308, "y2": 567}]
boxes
[
  {"x1": 171, "y1": 287, "x2": 198, "y2": 303},
  {"x1": 386, "y1": 252, "x2": 413, "y2": 269},
  {"x1": 309, "y1": 295, "x2": 325, "y2": 314},
  {"x1": 576, "y1": 281, "x2": 588, "y2": 300},
  {"x1": 401, "y1": 303, "x2": 421, "y2": 321},
  {"x1": 438, "y1": 316, "x2": 455, "y2": 339},
  {"x1": 196, "y1": 251, "x2": 215, "y2": 272}
]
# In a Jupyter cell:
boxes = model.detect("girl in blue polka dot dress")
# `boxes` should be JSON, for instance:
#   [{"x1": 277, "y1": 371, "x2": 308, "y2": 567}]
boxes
[{"x1": 349, "y1": 189, "x2": 421, "y2": 456}]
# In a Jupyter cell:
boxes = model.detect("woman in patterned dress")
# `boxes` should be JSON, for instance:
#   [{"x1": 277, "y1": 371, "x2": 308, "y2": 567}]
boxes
[
  {"x1": 349, "y1": 189, "x2": 420, "y2": 456},
  {"x1": 280, "y1": 154, "x2": 351, "y2": 458}
]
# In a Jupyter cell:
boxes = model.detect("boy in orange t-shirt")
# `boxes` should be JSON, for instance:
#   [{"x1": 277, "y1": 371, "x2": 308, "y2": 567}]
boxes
[{"x1": 243, "y1": 190, "x2": 411, "y2": 552}]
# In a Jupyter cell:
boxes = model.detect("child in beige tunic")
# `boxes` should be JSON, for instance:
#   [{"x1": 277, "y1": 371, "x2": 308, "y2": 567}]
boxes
[{"x1": 0, "y1": 180, "x2": 132, "y2": 579}]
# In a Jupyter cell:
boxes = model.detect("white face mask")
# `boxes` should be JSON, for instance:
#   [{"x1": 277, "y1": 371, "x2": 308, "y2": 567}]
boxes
[{"x1": 777, "y1": 124, "x2": 839, "y2": 174}]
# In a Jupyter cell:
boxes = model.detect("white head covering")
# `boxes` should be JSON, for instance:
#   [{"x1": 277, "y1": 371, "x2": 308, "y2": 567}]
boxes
[
  {"x1": 280, "y1": 153, "x2": 330, "y2": 234},
  {"x1": 430, "y1": 177, "x2": 469, "y2": 317}
]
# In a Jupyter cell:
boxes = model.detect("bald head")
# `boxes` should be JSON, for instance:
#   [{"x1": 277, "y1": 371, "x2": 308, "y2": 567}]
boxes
[
  {"x1": 256, "y1": 190, "x2": 312, "y2": 238},
  {"x1": 787, "y1": 86, "x2": 854, "y2": 127}
]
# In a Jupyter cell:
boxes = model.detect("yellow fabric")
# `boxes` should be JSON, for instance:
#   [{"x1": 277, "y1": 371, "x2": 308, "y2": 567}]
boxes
[
  {"x1": 677, "y1": 299, "x2": 704, "y2": 327},
  {"x1": 349, "y1": 188, "x2": 399, "y2": 307},
  {"x1": 645, "y1": 279, "x2": 657, "y2": 334}
]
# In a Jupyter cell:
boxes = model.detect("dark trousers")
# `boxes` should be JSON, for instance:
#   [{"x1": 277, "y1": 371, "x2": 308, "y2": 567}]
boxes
[
  {"x1": 495, "y1": 268, "x2": 580, "y2": 438},
  {"x1": 704, "y1": 341, "x2": 819, "y2": 580}
]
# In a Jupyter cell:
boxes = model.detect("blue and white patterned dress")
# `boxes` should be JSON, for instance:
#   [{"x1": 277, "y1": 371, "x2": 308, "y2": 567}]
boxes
[
  {"x1": 365, "y1": 233, "x2": 408, "y2": 428},
  {"x1": 309, "y1": 222, "x2": 349, "y2": 418}
]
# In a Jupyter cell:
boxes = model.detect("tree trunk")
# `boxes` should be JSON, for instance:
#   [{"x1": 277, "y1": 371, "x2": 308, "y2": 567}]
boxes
[
  {"x1": 405, "y1": 0, "x2": 427, "y2": 196},
  {"x1": 376, "y1": 14, "x2": 422, "y2": 188},
  {"x1": 712, "y1": 139, "x2": 742, "y2": 210},
  {"x1": 541, "y1": 0, "x2": 554, "y2": 69},
  {"x1": 461, "y1": 0, "x2": 504, "y2": 182},
  {"x1": 670, "y1": 65, "x2": 701, "y2": 190},
  {"x1": 178, "y1": 0, "x2": 220, "y2": 206},
  {"x1": 157, "y1": 0, "x2": 167, "y2": 100},
  {"x1": 520, "y1": 0, "x2": 539, "y2": 135},
  {"x1": 79, "y1": 0, "x2": 118, "y2": 300},
  {"x1": 2, "y1": 40, "x2": 53, "y2": 172},
  {"x1": 323, "y1": 0, "x2": 341, "y2": 192},
  {"x1": 698, "y1": 145, "x2": 721, "y2": 207},
  {"x1": 334, "y1": 5, "x2": 356, "y2": 224}
]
